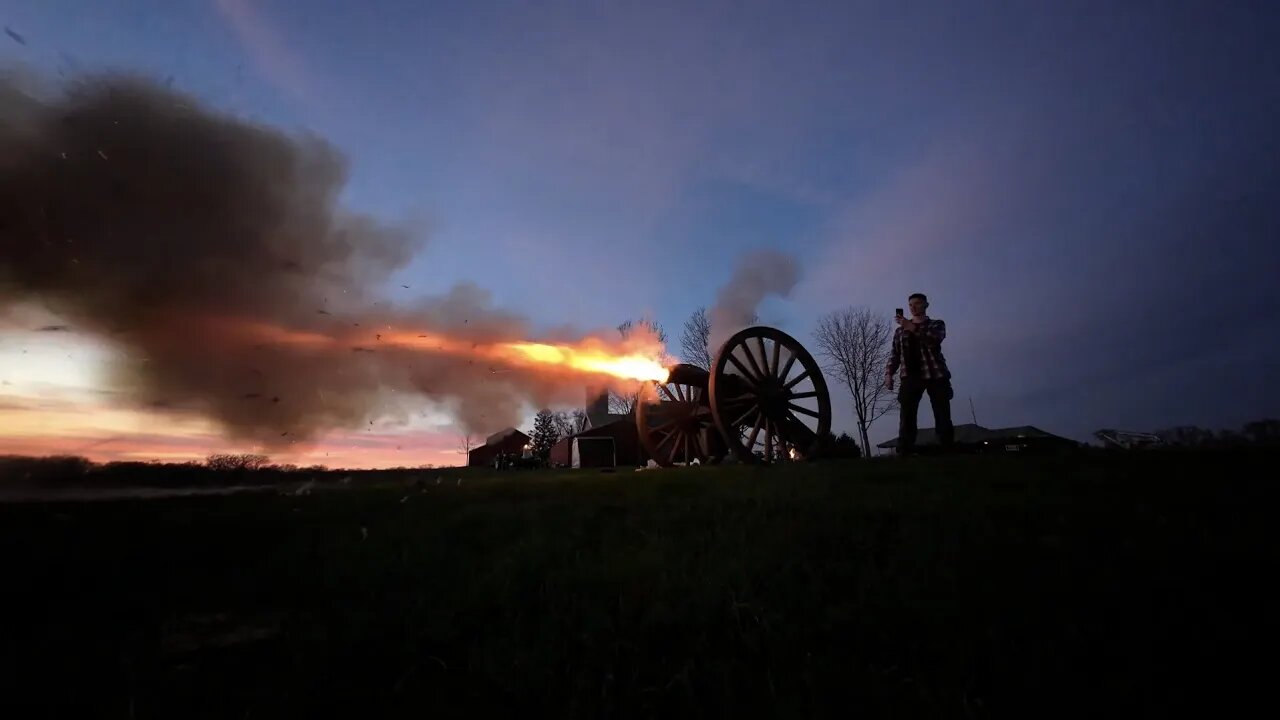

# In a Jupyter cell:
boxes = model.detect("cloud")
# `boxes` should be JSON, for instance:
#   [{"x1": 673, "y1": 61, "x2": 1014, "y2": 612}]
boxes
[
  {"x1": 211, "y1": 0, "x2": 314, "y2": 104},
  {"x1": 0, "y1": 71, "x2": 670, "y2": 448}
]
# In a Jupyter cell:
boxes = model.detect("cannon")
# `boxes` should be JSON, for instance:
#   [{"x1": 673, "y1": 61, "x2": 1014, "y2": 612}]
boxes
[{"x1": 635, "y1": 326, "x2": 832, "y2": 466}]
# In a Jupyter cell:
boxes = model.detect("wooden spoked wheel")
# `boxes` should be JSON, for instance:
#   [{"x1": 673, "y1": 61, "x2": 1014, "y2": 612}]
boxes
[
  {"x1": 635, "y1": 363, "x2": 717, "y2": 466},
  {"x1": 708, "y1": 326, "x2": 832, "y2": 464}
]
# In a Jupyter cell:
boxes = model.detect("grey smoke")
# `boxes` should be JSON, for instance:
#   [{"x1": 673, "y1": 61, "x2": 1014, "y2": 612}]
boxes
[
  {"x1": 707, "y1": 249, "x2": 800, "y2": 353},
  {"x1": 0, "y1": 70, "x2": 642, "y2": 446}
]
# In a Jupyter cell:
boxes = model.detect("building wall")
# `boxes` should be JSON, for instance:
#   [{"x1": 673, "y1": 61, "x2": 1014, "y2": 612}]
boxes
[
  {"x1": 550, "y1": 417, "x2": 645, "y2": 468},
  {"x1": 549, "y1": 436, "x2": 572, "y2": 467}
]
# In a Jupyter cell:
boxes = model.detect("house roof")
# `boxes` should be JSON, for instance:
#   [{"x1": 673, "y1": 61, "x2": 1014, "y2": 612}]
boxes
[
  {"x1": 876, "y1": 423, "x2": 1073, "y2": 448},
  {"x1": 484, "y1": 427, "x2": 530, "y2": 446}
]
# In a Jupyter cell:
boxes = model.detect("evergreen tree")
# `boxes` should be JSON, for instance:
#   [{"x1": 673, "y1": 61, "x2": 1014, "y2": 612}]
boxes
[{"x1": 531, "y1": 409, "x2": 559, "y2": 460}]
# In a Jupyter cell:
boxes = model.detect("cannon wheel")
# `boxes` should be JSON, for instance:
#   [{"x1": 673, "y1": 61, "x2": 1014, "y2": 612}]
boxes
[
  {"x1": 636, "y1": 363, "x2": 716, "y2": 466},
  {"x1": 708, "y1": 326, "x2": 832, "y2": 464}
]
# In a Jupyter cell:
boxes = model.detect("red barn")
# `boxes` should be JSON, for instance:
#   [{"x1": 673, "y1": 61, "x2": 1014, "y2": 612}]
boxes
[
  {"x1": 549, "y1": 416, "x2": 645, "y2": 468},
  {"x1": 467, "y1": 427, "x2": 530, "y2": 468}
]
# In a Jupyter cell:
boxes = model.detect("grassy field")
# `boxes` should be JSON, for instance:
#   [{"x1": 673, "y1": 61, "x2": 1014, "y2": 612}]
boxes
[{"x1": 0, "y1": 451, "x2": 1273, "y2": 718}]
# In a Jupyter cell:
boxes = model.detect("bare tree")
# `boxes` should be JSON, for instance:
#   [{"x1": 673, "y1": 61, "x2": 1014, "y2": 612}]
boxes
[
  {"x1": 812, "y1": 307, "x2": 898, "y2": 456},
  {"x1": 609, "y1": 318, "x2": 668, "y2": 414},
  {"x1": 456, "y1": 431, "x2": 481, "y2": 457},
  {"x1": 679, "y1": 307, "x2": 714, "y2": 370},
  {"x1": 571, "y1": 408, "x2": 588, "y2": 433},
  {"x1": 679, "y1": 306, "x2": 759, "y2": 370},
  {"x1": 552, "y1": 411, "x2": 578, "y2": 440}
]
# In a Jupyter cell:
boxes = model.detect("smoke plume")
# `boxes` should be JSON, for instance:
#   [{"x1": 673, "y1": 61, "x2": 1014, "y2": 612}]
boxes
[
  {"x1": 707, "y1": 249, "x2": 800, "y2": 353},
  {"x1": 0, "y1": 71, "x2": 653, "y2": 445}
]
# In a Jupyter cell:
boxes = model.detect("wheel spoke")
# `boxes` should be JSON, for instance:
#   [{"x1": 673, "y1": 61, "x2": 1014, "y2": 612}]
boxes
[
  {"x1": 657, "y1": 384, "x2": 678, "y2": 402},
  {"x1": 747, "y1": 413, "x2": 765, "y2": 450},
  {"x1": 727, "y1": 353, "x2": 761, "y2": 384},
  {"x1": 770, "y1": 338, "x2": 782, "y2": 380},
  {"x1": 788, "y1": 390, "x2": 819, "y2": 400},
  {"x1": 738, "y1": 342, "x2": 767, "y2": 384},
  {"x1": 764, "y1": 418, "x2": 773, "y2": 461},
  {"x1": 731, "y1": 404, "x2": 759, "y2": 429},
  {"x1": 755, "y1": 336, "x2": 770, "y2": 378},
  {"x1": 788, "y1": 402, "x2": 821, "y2": 419},
  {"x1": 656, "y1": 427, "x2": 678, "y2": 450},
  {"x1": 783, "y1": 369, "x2": 810, "y2": 391},
  {"x1": 777, "y1": 352, "x2": 798, "y2": 384}
]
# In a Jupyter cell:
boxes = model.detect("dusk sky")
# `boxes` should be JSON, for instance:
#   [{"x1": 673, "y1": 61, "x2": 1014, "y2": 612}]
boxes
[{"x1": 2, "y1": 0, "x2": 1278, "y2": 467}]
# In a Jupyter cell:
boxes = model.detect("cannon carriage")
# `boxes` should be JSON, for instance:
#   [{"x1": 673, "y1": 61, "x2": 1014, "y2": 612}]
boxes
[{"x1": 635, "y1": 326, "x2": 832, "y2": 466}]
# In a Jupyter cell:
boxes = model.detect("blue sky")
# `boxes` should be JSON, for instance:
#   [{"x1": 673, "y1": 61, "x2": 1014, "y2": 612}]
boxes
[{"x1": 3, "y1": 0, "x2": 1278, "y2": 457}]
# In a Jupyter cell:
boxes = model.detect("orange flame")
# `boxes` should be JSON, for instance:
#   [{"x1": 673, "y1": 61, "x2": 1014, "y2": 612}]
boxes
[{"x1": 219, "y1": 319, "x2": 671, "y2": 383}]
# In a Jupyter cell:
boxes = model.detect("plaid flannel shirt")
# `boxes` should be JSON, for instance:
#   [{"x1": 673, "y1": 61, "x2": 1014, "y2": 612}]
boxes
[{"x1": 885, "y1": 317, "x2": 951, "y2": 381}]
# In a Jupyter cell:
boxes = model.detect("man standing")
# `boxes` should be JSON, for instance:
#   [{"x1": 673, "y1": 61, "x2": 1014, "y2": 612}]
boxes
[{"x1": 884, "y1": 293, "x2": 954, "y2": 455}]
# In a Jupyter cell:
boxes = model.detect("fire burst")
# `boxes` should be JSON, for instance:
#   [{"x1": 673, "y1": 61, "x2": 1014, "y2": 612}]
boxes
[{"x1": 220, "y1": 318, "x2": 671, "y2": 384}]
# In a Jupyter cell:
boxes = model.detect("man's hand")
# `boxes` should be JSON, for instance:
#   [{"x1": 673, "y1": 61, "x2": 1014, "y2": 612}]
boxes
[{"x1": 896, "y1": 315, "x2": 917, "y2": 332}]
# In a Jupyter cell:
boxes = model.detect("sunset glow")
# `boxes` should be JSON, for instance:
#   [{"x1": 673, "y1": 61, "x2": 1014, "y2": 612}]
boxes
[{"x1": 0, "y1": 308, "x2": 671, "y2": 468}]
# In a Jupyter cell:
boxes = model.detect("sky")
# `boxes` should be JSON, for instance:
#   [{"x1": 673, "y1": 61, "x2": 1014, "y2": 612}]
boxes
[{"x1": 1, "y1": 0, "x2": 1278, "y2": 467}]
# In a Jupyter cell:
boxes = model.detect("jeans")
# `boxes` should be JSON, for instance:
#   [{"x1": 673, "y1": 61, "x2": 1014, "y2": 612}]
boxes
[{"x1": 898, "y1": 376, "x2": 954, "y2": 454}]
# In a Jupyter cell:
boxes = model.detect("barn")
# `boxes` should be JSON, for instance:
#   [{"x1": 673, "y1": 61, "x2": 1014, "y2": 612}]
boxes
[
  {"x1": 467, "y1": 427, "x2": 531, "y2": 468},
  {"x1": 549, "y1": 408, "x2": 647, "y2": 469}
]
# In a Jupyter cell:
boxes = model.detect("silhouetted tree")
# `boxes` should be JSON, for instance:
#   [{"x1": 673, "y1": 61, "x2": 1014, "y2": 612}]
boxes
[
  {"x1": 206, "y1": 453, "x2": 270, "y2": 471},
  {"x1": 822, "y1": 431, "x2": 863, "y2": 459},
  {"x1": 456, "y1": 431, "x2": 481, "y2": 457},
  {"x1": 531, "y1": 409, "x2": 559, "y2": 460},
  {"x1": 552, "y1": 411, "x2": 577, "y2": 440},
  {"x1": 1244, "y1": 418, "x2": 1280, "y2": 445},
  {"x1": 680, "y1": 307, "x2": 714, "y2": 371},
  {"x1": 1154, "y1": 425, "x2": 1217, "y2": 447},
  {"x1": 813, "y1": 307, "x2": 898, "y2": 456},
  {"x1": 680, "y1": 306, "x2": 759, "y2": 370}
]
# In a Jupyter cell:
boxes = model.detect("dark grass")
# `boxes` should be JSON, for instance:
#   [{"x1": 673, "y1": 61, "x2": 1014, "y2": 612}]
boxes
[{"x1": 0, "y1": 451, "x2": 1274, "y2": 718}]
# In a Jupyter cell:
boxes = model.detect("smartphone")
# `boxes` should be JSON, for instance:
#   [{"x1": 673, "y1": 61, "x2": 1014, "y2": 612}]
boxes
[{"x1": 895, "y1": 308, "x2": 904, "y2": 317}]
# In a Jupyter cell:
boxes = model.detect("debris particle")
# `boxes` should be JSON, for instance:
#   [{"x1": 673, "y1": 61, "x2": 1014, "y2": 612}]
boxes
[
  {"x1": 4, "y1": 26, "x2": 26, "y2": 45},
  {"x1": 97, "y1": 149, "x2": 108, "y2": 160}
]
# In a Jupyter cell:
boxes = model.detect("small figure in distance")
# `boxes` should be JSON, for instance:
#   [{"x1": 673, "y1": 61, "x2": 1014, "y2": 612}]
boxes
[{"x1": 885, "y1": 292, "x2": 954, "y2": 456}]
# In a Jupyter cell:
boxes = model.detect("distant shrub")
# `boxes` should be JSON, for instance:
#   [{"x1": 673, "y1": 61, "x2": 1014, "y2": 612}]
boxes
[
  {"x1": 206, "y1": 453, "x2": 271, "y2": 472},
  {"x1": 0, "y1": 454, "x2": 94, "y2": 483}
]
